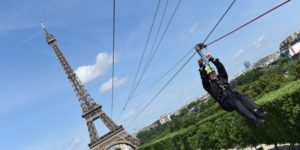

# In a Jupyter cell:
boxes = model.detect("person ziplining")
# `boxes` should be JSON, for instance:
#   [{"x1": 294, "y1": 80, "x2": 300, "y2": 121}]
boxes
[
  {"x1": 125, "y1": 0, "x2": 291, "y2": 126},
  {"x1": 196, "y1": 43, "x2": 267, "y2": 124}
]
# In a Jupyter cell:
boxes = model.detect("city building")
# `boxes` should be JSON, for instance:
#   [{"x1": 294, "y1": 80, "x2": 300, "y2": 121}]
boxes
[
  {"x1": 244, "y1": 61, "x2": 251, "y2": 69},
  {"x1": 197, "y1": 94, "x2": 210, "y2": 102},
  {"x1": 159, "y1": 114, "x2": 172, "y2": 125},
  {"x1": 173, "y1": 109, "x2": 181, "y2": 116},
  {"x1": 252, "y1": 51, "x2": 281, "y2": 68},
  {"x1": 138, "y1": 122, "x2": 159, "y2": 133},
  {"x1": 288, "y1": 42, "x2": 300, "y2": 58},
  {"x1": 280, "y1": 30, "x2": 300, "y2": 58}
]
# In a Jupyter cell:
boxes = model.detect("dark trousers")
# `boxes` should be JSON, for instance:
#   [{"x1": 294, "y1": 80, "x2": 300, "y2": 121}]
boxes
[{"x1": 223, "y1": 93, "x2": 261, "y2": 122}]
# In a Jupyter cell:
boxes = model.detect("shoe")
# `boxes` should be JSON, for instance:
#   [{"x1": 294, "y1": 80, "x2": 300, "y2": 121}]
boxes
[
  {"x1": 260, "y1": 111, "x2": 267, "y2": 119},
  {"x1": 254, "y1": 110, "x2": 268, "y2": 119}
]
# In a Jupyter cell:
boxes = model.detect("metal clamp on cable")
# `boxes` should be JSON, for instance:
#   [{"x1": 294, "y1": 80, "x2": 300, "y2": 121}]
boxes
[
  {"x1": 195, "y1": 43, "x2": 207, "y2": 53},
  {"x1": 195, "y1": 43, "x2": 211, "y2": 67}
]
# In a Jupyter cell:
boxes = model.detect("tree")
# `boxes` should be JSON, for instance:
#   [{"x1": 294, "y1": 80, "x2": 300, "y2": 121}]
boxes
[
  {"x1": 179, "y1": 108, "x2": 188, "y2": 117},
  {"x1": 236, "y1": 68, "x2": 263, "y2": 86}
]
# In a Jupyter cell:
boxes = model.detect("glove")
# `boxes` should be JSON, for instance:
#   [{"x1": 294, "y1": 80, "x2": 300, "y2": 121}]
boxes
[
  {"x1": 206, "y1": 53, "x2": 214, "y2": 61},
  {"x1": 198, "y1": 58, "x2": 204, "y2": 67}
]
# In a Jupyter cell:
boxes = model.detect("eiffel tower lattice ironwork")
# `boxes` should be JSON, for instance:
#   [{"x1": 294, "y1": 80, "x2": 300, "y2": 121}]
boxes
[{"x1": 42, "y1": 25, "x2": 140, "y2": 150}]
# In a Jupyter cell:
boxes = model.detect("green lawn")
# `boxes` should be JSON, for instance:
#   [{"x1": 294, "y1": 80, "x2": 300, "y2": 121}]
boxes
[{"x1": 139, "y1": 80, "x2": 300, "y2": 150}]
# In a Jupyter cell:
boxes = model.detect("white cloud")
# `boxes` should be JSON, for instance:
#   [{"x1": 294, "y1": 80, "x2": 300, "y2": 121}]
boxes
[
  {"x1": 75, "y1": 53, "x2": 115, "y2": 85},
  {"x1": 234, "y1": 49, "x2": 245, "y2": 59},
  {"x1": 189, "y1": 23, "x2": 198, "y2": 33},
  {"x1": 182, "y1": 22, "x2": 199, "y2": 39},
  {"x1": 67, "y1": 138, "x2": 83, "y2": 150},
  {"x1": 254, "y1": 34, "x2": 267, "y2": 49},
  {"x1": 100, "y1": 77, "x2": 127, "y2": 93},
  {"x1": 123, "y1": 108, "x2": 140, "y2": 123}
]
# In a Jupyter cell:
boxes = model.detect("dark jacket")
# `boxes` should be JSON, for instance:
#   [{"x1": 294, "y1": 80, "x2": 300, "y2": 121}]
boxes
[{"x1": 199, "y1": 58, "x2": 233, "y2": 111}]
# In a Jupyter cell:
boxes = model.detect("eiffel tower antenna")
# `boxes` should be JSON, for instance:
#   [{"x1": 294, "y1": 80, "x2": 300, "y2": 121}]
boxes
[
  {"x1": 42, "y1": 23, "x2": 140, "y2": 150},
  {"x1": 40, "y1": 21, "x2": 48, "y2": 34}
]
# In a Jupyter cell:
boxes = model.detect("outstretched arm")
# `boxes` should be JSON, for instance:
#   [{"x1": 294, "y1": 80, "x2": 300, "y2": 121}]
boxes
[
  {"x1": 198, "y1": 59, "x2": 211, "y2": 94},
  {"x1": 206, "y1": 54, "x2": 228, "y2": 81}
]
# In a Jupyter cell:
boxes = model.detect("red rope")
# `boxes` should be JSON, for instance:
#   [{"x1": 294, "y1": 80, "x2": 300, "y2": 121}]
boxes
[{"x1": 207, "y1": 0, "x2": 291, "y2": 46}]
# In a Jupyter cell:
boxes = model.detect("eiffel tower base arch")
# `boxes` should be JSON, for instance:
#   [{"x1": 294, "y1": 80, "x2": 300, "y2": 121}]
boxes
[{"x1": 90, "y1": 127, "x2": 140, "y2": 150}]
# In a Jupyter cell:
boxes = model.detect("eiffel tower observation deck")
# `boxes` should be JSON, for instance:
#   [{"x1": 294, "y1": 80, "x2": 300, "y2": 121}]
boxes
[{"x1": 41, "y1": 23, "x2": 140, "y2": 150}]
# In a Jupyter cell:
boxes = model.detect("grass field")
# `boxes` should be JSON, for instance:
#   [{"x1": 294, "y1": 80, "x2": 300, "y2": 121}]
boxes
[{"x1": 139, "y1": 80, "x2": 300, "y2": 150}]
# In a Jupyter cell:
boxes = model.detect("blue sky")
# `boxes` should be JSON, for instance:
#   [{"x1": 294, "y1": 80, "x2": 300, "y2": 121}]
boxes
[{"x1": 0, "y1": 0, "x2": 300, "y2": 149}]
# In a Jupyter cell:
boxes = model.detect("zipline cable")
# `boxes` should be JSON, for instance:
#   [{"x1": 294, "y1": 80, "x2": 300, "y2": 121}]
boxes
[
  {"x1": 135, "y1": 0, "x2": 236, "y2": 94},
  {"x1": 119, "y1": 0, "x2": 162, "y2": 120},
  {"x1": 119, "y1": 0, "x2": 181, "y2": 121},
  {"x1": 111, "y1": 0, "x2": 116, "y2": 119},
  {"x1": 200, "y1": 0, "x2": 291, "y2": 66},
  {"x1": 125, "y1": 0, "x2": 236, "y2": 126},
  {"x1": 130, "y1": 0, "x2": 170, "y2": 100},
  {"x1": 127, "y1": 0, "x2": 236, "y2": 126},
  {"x1": 126, "y1": 50, "x2": 196, "y2": 127},
  {"x1": 131, "y1": 0, "x2": 182, "y2": 99},
  {"x1": 125, "y1": 0, "x2": 236, "y2": 121},
  {"x1": 203, "y1": 0, "x2": 236, "y2": 44},
  {"x1": 132, "y1": 49, "x2": 194, "y2": 98},
  {"x1": 198, "y1": 0, "x2": 237, "y2": 67},
  {"x1": 206, "y1": 0, "x2": 291, "y2": 46}
]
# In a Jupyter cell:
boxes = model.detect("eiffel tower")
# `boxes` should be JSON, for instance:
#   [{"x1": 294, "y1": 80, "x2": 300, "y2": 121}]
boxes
[{"x1": 42, "y1": 24, "x2": 140, "y2": 150}]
